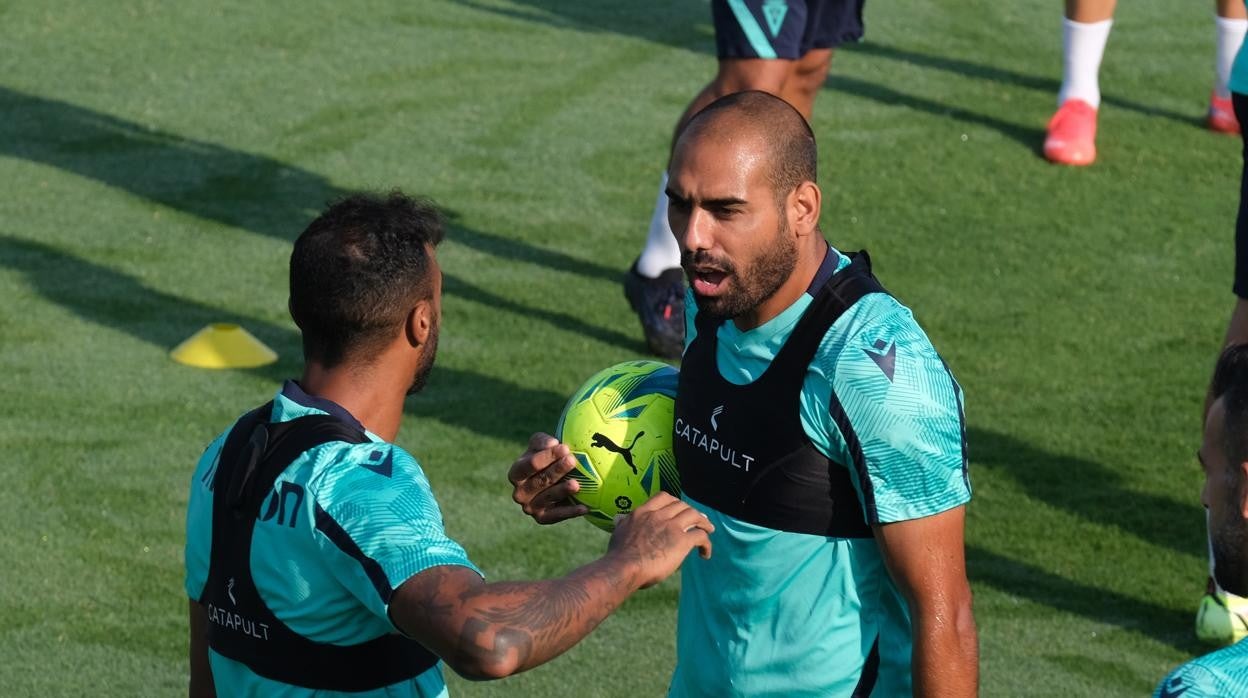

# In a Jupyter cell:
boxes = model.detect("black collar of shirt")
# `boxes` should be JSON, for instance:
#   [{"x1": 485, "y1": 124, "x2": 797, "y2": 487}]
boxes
[
  {"x1": 279, "y1": 379, "x2": 367, "y2": 432},
  {"x1": 804, "y1": 244, "x2": 838, "y2": 296}
]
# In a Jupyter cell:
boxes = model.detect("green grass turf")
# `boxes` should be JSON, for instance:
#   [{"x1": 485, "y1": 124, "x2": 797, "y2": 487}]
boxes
[{"x1": 0, "y1": 0, "x2": 1237, "y2": 694}]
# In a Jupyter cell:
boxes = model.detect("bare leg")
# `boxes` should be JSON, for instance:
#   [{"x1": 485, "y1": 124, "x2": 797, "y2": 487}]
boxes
[
  {"x1": 1220, "y1": 0, "x2": 1248, "y2": 21},
  {"x1": 779, "y1": 49, "x2": 834, "y2": 121},
  {"x1": 668, "y1": 58, "x2": 793, "y2": 151},
  {"x1": 1065, "y1": 0, "x2": 1116, "y2": 23}
]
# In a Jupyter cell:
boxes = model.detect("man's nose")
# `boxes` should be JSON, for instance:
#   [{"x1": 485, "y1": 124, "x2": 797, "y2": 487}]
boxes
[{"x1": 682, "y1": 208, "x2": 713, "y2": 253}]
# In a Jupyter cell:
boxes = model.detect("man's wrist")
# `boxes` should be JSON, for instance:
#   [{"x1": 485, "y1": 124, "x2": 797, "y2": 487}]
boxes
[{"x1": 598, "y1": 548, "x2": 645, "y2": 592}]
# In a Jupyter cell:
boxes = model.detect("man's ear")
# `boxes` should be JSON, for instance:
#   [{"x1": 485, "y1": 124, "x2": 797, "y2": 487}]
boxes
[
  {"x1": 788, "y1": 181, "x2": 822, "y2": 237},
  {"x1": 406, "y1": 300, "x2": 432, "y2": 347}
]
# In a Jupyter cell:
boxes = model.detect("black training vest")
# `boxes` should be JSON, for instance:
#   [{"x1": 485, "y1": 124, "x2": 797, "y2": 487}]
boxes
[
  {"x1": 199, "y1": 401, "x2": 440, "y2": 691},
  {"x1": 674, "y1": 251, "x2": 886, "y2": 537}
]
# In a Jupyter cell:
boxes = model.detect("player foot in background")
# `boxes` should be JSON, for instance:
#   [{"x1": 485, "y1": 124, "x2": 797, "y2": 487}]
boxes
[
  {"x1": 1044, "y1": 99, "x2": 1099, "y2": 166},
  {"x1": 1209, "y1": 92, "x2": 1242, "y2": 134},
  {"x1": 1196, "y1": 576, "x2": 1248, "y2": 645},
  {"x1": 624, "y1": 262, "x2": 685, "y2": 360}
]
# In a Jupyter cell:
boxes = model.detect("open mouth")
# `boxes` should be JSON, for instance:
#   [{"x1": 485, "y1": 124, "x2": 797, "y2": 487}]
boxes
[{"x1": 690, "y1": 268, "x2": 729, "y2": 296}]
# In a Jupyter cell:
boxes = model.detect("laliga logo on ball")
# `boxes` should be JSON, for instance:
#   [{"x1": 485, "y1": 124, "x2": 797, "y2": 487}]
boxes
[{"x1": 556, "y1": 360, "x2": 682, "y2": 532}]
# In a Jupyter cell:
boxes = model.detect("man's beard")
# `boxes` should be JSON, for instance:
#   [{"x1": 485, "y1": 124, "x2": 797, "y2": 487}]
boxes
[
  {"x1": 407, "y1": 322, "x2": 439, "y2": 396},
  {"x1": 1211, "y1": 502, "x2": 1248, "y2": 597},
  {"x1": 683, "y1": 221, "x2": 798, "y2": 322}
]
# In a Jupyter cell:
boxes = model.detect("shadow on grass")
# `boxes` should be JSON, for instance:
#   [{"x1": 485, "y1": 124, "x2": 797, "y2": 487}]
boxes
[
  {"x1": 0, "y1": 87, "x2": 337, "y2": 242},
  {"x1": 451, "y1": 5, "x2": 1202, "y2": 152},
  {"x1": 4, "y1": 235, "x2": 1211, "y2": 648},
  {"x1": 0, "y1": 87, "x2": 636, "y2": 350},
  {"x1": 457, "y1": 0, "x2": 711, "y2": 52},
  {"x1": 968, "y1": 545, "x2": 1203, "y2": 655},
  {"x1": 825, "y1": 40, "x2": 1205, "y2": 154},
  {"x1": 0, "y1": 235, "x2": 571, "y2": 442},
  {"x1": 823, "y1": 74, "x2": 1045, "y2": 150},
  {"x1": 847, "y1": 41, "x2": 1201, "y2": 129},
  {"x1": 443, "y1": 211, "x2": 621, "y2": 284},
  {"x1": 969, "y1": 426, "x2": 1204, "y2": 559},
  {"x1": 442, "y1": 273, "x2": 644, "y2": 353},
  {"x1": 0, "y1": 236, "x2": 302, "y2": 380}
]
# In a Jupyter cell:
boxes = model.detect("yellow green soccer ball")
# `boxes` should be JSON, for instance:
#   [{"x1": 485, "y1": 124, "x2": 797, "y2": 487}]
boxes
[
  {"x1": 1196, "y1": 589, "x2": 1248, "y2": 645},
  {"x1": 556, "y1": 360, "x2": 681, "y2": 532}
]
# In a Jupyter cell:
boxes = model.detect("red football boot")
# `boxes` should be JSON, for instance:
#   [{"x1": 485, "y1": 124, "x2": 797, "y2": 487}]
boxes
[
  {"x1": 1209, "y1": 92, "x2": 1241, "y2": 135},
  {"x1": 1044, "y1": 99, "x2": 1099, "y2": 166}
]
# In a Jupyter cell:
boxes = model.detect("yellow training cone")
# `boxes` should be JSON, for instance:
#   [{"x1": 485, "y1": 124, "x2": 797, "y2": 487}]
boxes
[{"x1": 170, "y1": 323, "x2": 278, "y2": 369}]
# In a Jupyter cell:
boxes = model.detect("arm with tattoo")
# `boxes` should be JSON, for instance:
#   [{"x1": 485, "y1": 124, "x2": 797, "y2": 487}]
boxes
[{"x1": 389, "y1": 492, "x2": 713, "y2": 680}]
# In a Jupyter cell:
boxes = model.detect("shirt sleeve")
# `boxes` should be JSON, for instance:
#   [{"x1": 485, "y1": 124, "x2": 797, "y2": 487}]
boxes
[
  {"x1": 184, "y1": 435, "x2": 226, "y2": 600},
  {"x1": 1156, "y1": 661, "x2": 1233, "y2": 697},
  {"x1": 309, "y1": 443, "x2": 481, "y2": 624},
  {"x1": 822, "y1": 300, "x2": 971, "y2": 524}
]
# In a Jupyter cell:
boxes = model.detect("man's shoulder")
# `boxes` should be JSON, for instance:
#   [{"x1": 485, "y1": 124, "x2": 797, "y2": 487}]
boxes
[
  {"x1": 307, "y1": 440, "x2": 427, "y2": 495},
  {"x1": 1157, "y1": 657, "x2": 1234, "y2": 697},
  {"x1": 189, "y1": 430, "x2": 230, "y2": 495},
  {"x1": 824, "y1": 287, "x2": 923, "y2": 342},
  {"x1": 307, "y1": 440, "x2": 450, "y2": 521},
  {"x1": 812, "y1": 291, "x2": 946, "y2": 383},
  {"x1": 1157, "y1": 641, "x2": 1248, "y2": 697}
]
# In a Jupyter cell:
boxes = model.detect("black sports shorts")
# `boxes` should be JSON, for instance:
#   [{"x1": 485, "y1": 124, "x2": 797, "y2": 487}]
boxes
[
  {"x1": 1236, "y1": 92, "x2": 1248, "y2": 298},
  {"x1": 712, "y1": 0, "x2": 865, "y2": 60}
]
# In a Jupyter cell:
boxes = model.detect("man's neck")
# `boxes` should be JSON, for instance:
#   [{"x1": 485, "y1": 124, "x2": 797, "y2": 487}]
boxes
[
  {"x1": 733, "y1": 240, "x2": 830, "y2": 331},
  {"x1": 299, "y1": 362, "x2": 405, "y2": 442}
]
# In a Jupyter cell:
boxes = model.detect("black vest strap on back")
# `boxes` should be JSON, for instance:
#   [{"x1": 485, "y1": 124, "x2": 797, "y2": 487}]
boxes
[
  {"x1": 675, "y1": 250, "x2": 886, "y2": 537},
  {"x1": 199, "y1": 401, "x2": 440, "y2": 691}
]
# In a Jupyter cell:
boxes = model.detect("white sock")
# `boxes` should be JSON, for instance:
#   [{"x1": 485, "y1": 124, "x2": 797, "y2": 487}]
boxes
[
  {"x1": 1058, "y1": 17, "x2": 1113, "y2": 109},
  {"x1": 1215, "y1": 16, "x2": 1247, "y2": 99},
  {"x1": 636, "y1": 172, "x2": 682, "y2": 278}
]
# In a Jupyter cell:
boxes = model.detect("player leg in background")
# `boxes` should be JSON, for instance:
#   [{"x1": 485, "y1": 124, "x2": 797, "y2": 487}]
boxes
[
  {"x1": 1210, "y1": 0, "x2": 1248, "y2": 134},
  {"x1": 1197, "y1": 89, "x2": 1248, "y2": 645},
  {"x1": 1044, "y1": 0, "x2": 1115, "y2": 166}
]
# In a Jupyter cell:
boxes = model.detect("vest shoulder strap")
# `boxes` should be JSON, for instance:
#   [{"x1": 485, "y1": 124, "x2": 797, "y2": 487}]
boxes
[
  {"x1": 767, "y1": 250, "x2": 889, "y2": 383},
  {"x1": 202, "y1": 402, "x2": 439, "y2": 691},
  {"x1": 217, "y1": 408, "x2": 369, "y2": 519}
]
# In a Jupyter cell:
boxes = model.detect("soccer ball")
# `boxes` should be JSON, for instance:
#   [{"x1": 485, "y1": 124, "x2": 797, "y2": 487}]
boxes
[
  {"x1": 1196, "y1": 589, "x2": 1248, "y2": 645},
  {"x1": 555, "y1": 360, "x2": 681, "y2": 532}
]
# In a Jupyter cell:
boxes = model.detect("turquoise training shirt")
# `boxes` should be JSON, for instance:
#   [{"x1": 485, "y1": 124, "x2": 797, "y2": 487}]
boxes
[
  {"x1": 1155, "y1": 637, "x2": 1248, "y2": 697},
  {"x1": 668, "y1": 246, "x2": 970, "y2": 697},
  {"x1": 1232, "y1": 0, "x2": 1248, "y2": 95},
  {"x1": 185, "y1": 381, "x2": 480, "y2": 697}
]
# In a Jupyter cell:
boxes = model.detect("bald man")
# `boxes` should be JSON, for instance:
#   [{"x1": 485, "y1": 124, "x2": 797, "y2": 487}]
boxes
[
  {"x1": 511, "y1": 91, "x2": 978, "y2": 696},
  {"x1": 626, "y1": 0, "x2": 866, "y2": 359},
  {"x1": 1158, "y1": 344, "x2": 1248, "y2": 696}
]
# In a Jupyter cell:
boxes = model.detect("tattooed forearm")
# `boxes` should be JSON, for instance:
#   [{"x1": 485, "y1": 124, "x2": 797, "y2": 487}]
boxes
[
  {"x1": 457, "y1": 560, "x2": 633, "y2": 674},
  {"x1": 471, "y1": 575, "x2": 595, "y2": 631},
  {"x1": 390, "y1": 557, "x2": 642, "y2": 680}
]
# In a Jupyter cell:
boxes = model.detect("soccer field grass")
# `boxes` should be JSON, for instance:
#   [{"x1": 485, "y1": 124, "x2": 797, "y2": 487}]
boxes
[{"x1": 0, "y1": 0, "x2": 1237, "y2": 695}]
